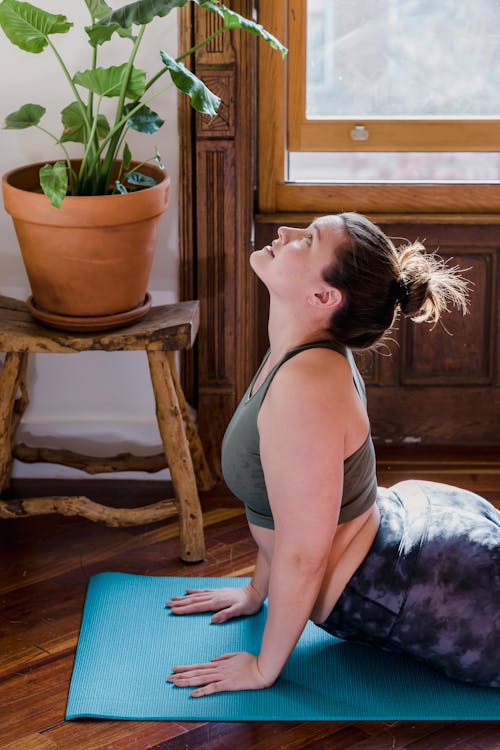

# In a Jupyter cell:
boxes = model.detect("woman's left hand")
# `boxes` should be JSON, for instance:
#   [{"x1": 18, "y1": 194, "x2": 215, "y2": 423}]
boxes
[{"x1": 167, "y1": 651, "x2": 272, "y2": 697}]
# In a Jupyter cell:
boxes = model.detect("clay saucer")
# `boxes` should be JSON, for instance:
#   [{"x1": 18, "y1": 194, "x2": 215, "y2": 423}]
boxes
[{"x1": 26, "y1": 293, "x2": 153, "y2": 333}]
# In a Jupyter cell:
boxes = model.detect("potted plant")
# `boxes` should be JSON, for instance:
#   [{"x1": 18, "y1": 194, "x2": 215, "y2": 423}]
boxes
[{"x1": 0, "y1": 0, "x2": 286, "y2": 331}]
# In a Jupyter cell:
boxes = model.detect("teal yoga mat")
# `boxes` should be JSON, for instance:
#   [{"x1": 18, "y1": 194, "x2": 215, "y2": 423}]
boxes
[{"x1": 66, "y1": 573, "x2": 500, "y2": 721}]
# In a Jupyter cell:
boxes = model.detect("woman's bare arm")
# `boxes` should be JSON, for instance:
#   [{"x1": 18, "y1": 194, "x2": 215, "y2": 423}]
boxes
[
  {"x1": 167, "y1": 350, "x2": 351, "y2": 695},
  {"x1": 254, "y1": 352, "x2": 348, "y2": 683}
]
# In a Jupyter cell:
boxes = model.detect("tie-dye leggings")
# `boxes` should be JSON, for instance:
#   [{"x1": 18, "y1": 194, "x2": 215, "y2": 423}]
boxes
[{"x1": 318, "y1": 480, "x2": 500, "y2": 688}]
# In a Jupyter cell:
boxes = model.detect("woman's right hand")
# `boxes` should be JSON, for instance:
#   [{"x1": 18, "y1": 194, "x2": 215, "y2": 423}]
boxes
[{"x1": 166, "y1": 584, "x2": 264, "y2": 624}]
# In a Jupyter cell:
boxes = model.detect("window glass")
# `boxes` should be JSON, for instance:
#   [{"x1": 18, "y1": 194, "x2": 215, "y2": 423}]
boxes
[
  {"x1": 288, "y1": 152, "x2": 500, "y2": 182},
  {"x1": 307, "y1": 0, "x2": 500, "y2": 118}
]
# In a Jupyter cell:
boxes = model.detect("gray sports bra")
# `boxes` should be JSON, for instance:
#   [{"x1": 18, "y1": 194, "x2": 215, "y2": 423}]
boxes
[{"x1": 221, "y1": 341, "x2": 377, "y2": 529}]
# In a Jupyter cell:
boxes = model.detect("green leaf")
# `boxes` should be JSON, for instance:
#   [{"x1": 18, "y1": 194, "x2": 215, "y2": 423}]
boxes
[
  {"x1": 39, "y1": 160, "x2": 68, "y2": 208},
  {"x1": 83, "y1": 0, "x2": 112, "y2": 21},
  {"x1": 115, "y1": 180, "x2": 128, "y2": 194},
  {"x1": 59, "y1": 101, "x2": 109, "y2": 144},
  {"x1": 87, "y1": 0, "x2": 186, "y2": 45},
  {"x1": 160, "y1": 51, "x2": 220, "y2": 116},
  {"x1": 196, "y1": 1, "x2": 287, "y2": 58},
  {"x1": 0, "y1": 0, "x2": 72, "y2": 53},
  {"x1": 98, "y1": 0, "x2": 189, "y2": 30},
  {"x1": 3, "y1": 102, "x2": 45, "y2": 128},
  {"x1": 95, "y1": 114, "x2": 111, "y2": 140},
  {"x1": 84, "y1": 0, "x2": 136, "y2": 40},
  {"x1": 88, "y1": 0, "x2": 286, "y2": 53},
  {"x1": 124, "y1": 102, "x2": 164, "y2": 134},
  {"x1": 122, "y1": 142, "x2": 132, "y2": 173},
  {"x1": 126, "y1": 171, "x2": 157, "y2": 187},
  {"x1": 73, "y1": 64, "x2": 146, "y2": 99},
  {"x1": 85, "y1": 20, "x2": 135, "y2": 46}
]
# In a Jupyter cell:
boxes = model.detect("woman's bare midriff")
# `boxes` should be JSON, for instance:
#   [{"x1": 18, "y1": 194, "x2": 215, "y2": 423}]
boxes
[
  {"x1": 249, "y1": 500, "x2": 380, "y2": 626},
  {"x1": 310, "y1": 502, "x2": 380, "y2": 623}
]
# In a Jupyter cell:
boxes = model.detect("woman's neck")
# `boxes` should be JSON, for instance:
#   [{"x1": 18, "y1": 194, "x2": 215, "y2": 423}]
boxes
[{"x1": 267, "y1": 298, "x2": 327, "y2": 363}]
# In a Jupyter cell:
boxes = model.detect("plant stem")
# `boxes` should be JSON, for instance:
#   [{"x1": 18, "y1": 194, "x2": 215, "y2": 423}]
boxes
[
  {"x1": 91, "y1": 82, "x2": 172, "y2": 167},
  {"x1": 126, "y1": 156, "x2": 149, "y2": 176},
  {"x1": 115, "y1": 128, "x2": 130, "y2": 174},
  {"x1": 87, "y1": 44, "x2": 99, "y2": 159},
  {"x1": 77, "y1": 95, "x2": 104, "y2": 193},
  {"x1": 47, "y1": 39, "x2": 91, "y2": 132},
  {"x1": 35, "y1": 125, "x2": 72, "y2": 162},
  {"x1": 85, "y1": 0, "x2": 99, "y2": 149},
  {"x1": 176, "y1": 27, "x2": 227, "y2": 62},
  {"x1": 114, "y1": 26, "x2": 146, "y2": 130},
  {"x1": 97, "y1": 25, "x2": 146, "y2": 193}
]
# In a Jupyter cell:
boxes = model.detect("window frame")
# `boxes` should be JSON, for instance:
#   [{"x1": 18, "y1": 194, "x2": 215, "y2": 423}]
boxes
[
  {"x1": 258, "y1": 0, "x2": 500, "y2": 218},
  {"x1": 288, "y1": 0, "x2": 500, "y2": 153}
]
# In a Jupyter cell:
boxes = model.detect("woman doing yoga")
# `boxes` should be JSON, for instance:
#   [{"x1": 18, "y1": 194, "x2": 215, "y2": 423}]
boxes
[{"x1": 167, "y1": 212, "x2": 500, "y2": 695}]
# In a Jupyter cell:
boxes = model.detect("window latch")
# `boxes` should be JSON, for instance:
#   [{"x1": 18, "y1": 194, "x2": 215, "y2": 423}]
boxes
[{"x1": 350, "y1": 124, "x2": 369, "y2": 141}]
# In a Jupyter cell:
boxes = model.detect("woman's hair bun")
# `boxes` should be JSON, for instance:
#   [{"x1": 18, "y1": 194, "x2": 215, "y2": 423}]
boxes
[
  {"x1": 323, "y1": 212, "x2": 470, "y2": 350},
  {"x1": 396, "y1": 241, "x2": 469, "y2": 324}
]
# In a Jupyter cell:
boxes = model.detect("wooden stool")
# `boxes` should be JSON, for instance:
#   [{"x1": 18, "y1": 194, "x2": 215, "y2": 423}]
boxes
[{"x1": 0, "y1": 295, "x2": 215, "y2": 563}]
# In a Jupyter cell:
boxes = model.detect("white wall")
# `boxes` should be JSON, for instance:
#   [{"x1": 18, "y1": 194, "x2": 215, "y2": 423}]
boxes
[{"x1": 0, "y1": 2, "x2": 180, "y2": 479}]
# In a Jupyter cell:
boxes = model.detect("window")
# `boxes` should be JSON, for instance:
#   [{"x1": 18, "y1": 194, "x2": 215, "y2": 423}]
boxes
[{"x1": 258, "y1": 0, "x2": 500, "y2": 215}]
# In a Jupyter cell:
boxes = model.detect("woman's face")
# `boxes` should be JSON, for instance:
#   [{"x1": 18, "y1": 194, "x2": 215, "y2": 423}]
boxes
[{"x1": 250, "y1": 215, "x2": 346, "y2": 303}]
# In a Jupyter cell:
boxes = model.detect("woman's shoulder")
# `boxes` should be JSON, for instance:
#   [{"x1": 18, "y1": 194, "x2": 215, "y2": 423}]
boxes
[
  {"x1": 267, "y1": 345, "x2": 353, "y2": 404},
  {"x1": 284, "y1": 344, "x2": 351, "y2": 378},
  {"x1": 257, "y1": 345, "x2": 354, "y2": 452}
]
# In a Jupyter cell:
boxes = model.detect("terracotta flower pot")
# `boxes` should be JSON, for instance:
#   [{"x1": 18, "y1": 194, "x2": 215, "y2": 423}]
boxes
[{"x1": 2, "y1": 160, "x2": 170, "y2": 331}]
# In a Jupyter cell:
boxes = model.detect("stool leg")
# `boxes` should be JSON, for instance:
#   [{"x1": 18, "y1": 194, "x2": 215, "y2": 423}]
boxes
[
  {"x1": 166, "y1": 352, "x2": 216, "y2": 491},
  {"x1": 147, "y1": 350, "x2": 205, "y2": 562},
  {"x1": 0, "y1": 352, "x2": 29, "y2": 493}
]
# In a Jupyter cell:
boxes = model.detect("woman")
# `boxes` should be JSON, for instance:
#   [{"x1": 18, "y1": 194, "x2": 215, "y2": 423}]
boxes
[{"x1": 167, "y1": 212, "x2": 500, "y2": 695}]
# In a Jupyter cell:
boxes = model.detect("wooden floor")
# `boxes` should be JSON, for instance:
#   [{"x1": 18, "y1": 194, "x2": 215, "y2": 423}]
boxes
[{"x1": 1, "y1": 449, "x2": 499, "y2": 750}]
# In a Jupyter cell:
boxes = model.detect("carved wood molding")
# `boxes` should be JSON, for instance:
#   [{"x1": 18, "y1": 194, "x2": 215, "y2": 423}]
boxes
[{"x1": 178, "y1": 1, "x2": 259, "y2": 472}]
